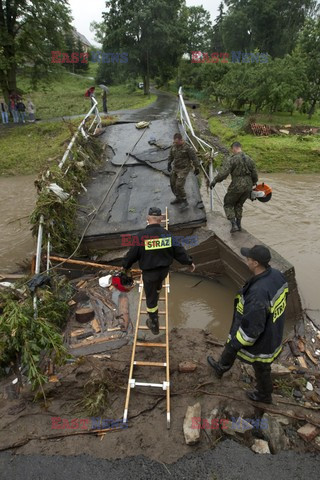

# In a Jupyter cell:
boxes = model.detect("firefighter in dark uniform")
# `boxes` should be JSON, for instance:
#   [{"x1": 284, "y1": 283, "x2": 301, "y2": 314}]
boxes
[
  {"x1": 210, "y1": 141, "x2": 258, "y2": 233},
  {"x1": 122, "y1": 207, "x2": 195, "y2": 334},
  {"x1": 207, "y1": 245, "x2": 289, "y2": 404},
  {"x1": 168, "y1": 133, "x2": 201, "y2": 211}
]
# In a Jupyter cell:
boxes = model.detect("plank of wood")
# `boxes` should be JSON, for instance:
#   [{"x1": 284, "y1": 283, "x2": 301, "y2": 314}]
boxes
[
  {"x1": 70, "y1": 335, "x2": 118, "y2": 349},
  {"x1": 305, "y1": 348, "x2": 318, "y2": 365},
  {"x1": 91, "y1": 318, "x2": 101, "y2": 333},
  {"x1": 297, "y1": 356, "x2": 308, "y2": 369},
  {"x1": 70, "y1": 328, "x2": 85, "y2": 337}
]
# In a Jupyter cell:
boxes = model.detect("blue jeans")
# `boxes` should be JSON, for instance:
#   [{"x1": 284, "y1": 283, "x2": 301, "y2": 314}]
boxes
[
  {"x1": 18, "y1": 112, "x2": 25, "y2": 123},
  {"x1": 11, "y1": 110, "x2": 19, "y2": 123},
  {"x1": 1, "y1": 112, "x2": 9, "y2": 123}
]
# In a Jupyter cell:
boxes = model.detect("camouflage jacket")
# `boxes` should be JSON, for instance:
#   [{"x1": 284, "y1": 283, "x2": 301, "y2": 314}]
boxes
[
  {"x1": 214, "y1": 152, "x2": 258, "y2": 191},
  {"x1": 168, "y1": 142, "x2": 200, "y2": 171}
]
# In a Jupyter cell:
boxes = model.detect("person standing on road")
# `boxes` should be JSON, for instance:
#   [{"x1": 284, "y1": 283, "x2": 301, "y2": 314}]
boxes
[
  {"x1": 9, "y1": 97, "x2": 19, "y2": 123},
  {"x1": 210, "y1": 142, "x2": 258, "y2": 233},
  {"x1": 122, "y1": 207, "x2": 195, "y2": 335},
  {"x1": 0, "y1": 99, "x2": 9, "y2": 124},
  {"x1": 16, "y1": 100, "x2": 26, "y2": 123},
  {"x1": 101, "y1": 90, "x2": 108, "y2": 113},
  {"x1": 27, "y1": 98, "x2": 36, "y2": 122},
  {"x1": 168, "y1": 133, "x2": 201, "y2": 211},
  {"x1": 207, "y1": 245, "x2": 288, "y2": 404}
]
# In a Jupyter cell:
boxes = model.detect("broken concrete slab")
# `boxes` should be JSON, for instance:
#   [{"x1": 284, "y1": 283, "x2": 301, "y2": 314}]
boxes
[
  {"x1": 262, "y1": 413, "x2": 289, "y2": 453},
  {"x1": 251, "y1": 439, "x2": 271, "y2": 454},
  {"x1": 297, "y1": 423, "x2": 319, "y2": 442},
  {"x1": 183, "y1": 402, "x2": 201, "y2": 445}
]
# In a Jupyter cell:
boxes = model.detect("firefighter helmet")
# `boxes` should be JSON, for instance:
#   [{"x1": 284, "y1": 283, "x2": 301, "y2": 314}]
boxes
[
  {"x1": 252, "y1": 183, "x2": 272, "y2": 202},
  {"x1": 111, "y1": 272, "x2": 134, "y2": 292}
]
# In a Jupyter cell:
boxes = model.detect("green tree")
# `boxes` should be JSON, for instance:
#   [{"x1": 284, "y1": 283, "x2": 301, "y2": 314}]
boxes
[
  {"x1": 221, "y1": 0, "x2": 318, "y2": 58},
  {"x1": 0, "y1": 0, "x2": 72, "y2": 102},
  {"x1": 210, "y1": 1, "x2": 226, "y2": 52},
  {"x1": 96, "y1": 0, "x2": 187, "y2": 93},
  {"x1": 296, "y1": 17, "x2": 320, "y2": 118},
  {"x1": 184, "y1": 5, "x2": 213, "y2": 54}
]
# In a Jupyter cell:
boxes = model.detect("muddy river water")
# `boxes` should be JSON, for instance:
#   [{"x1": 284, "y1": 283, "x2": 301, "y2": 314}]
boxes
[{"x1": 0, "y1": 173, "x2": 319, "y2": 337}]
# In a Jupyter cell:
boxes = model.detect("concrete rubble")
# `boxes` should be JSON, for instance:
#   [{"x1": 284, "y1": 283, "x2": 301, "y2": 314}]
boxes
[{"x1": 183, "y1": 403, "x2": 202, "y2": 445}]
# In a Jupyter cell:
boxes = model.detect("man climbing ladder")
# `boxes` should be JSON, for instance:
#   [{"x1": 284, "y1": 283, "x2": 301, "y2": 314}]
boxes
[
  {"x1": 122, "y1": 207, "x2": 195, "y2": 428},
  {"x1": 122, "y1": 206, "x2": 195, "y2": 334}
]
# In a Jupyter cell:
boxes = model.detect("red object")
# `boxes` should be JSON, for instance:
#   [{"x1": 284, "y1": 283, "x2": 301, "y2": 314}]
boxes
[
  {"x1": 253, "y1": 183, "x2": 272, "y2": 202},
  {"x1": 85, "y1": 86, "x2": 95, "y2": 97},
  {"x1": 111, "y1": 272, "x2": 134, "y2": 292}
]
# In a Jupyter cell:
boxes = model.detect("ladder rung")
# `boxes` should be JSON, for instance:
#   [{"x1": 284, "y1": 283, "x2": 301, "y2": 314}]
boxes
[
  {"x1": 135, "y1": 382, "x2": 164, "y2": 388},
  {"x1": 142, "y1": 297, "x2": 165, "y2": 301},
  {"x1": 136, "y1": 342, "x2": 166, "y2": 348},
  {"x1": 139, "y1": 325, "x2": 166, "y2": 330},
  {"x1": 134, "y1": 361, "x2": 166, "y2": 367},
  {"x1": 140, "y1": 311, "x2": 166, "y2": 315}
]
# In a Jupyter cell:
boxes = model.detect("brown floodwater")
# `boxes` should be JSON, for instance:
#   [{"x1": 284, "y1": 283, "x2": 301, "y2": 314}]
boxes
[
  {"x1": 0, "y1": 175, "x2": 36, "y2": 273},
  {"x1": 0, "y1": 173, "x2": 318, "y2": 338},
  {"x1": 210, "y1": 173, "x2": 320, "y2": 311}
]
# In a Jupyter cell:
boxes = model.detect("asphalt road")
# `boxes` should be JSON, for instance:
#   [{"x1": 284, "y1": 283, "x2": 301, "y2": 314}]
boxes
[{"x1": 1, "y1": 439, "x2": 319, "y2": 480}]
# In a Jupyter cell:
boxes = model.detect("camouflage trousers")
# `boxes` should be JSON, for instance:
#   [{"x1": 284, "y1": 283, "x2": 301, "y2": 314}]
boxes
[
  {"x1": 223, "y1": 188, "x2": 252, "y2": 220},
  {"x1": 170, "y1": 169, "x2": 189, "y2": 201}
]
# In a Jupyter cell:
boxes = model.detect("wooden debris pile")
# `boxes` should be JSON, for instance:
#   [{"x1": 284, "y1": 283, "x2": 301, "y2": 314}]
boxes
[{"x1": 65, "y1": 274, "x2": 133, "y2": 356}]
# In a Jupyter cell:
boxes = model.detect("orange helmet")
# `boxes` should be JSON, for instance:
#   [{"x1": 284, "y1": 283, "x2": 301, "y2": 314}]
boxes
[{"x1": 252, "y1": 183, "x2": 272, "y2": 202}]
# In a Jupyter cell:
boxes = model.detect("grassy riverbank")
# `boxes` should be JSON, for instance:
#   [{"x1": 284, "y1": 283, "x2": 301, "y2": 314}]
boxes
[
  {"x1": 201, "y1": 106, "x2": 320, "y2": 173},
  {"x1": 0, "y1": 64, "x2": 156, "y2": 176}
]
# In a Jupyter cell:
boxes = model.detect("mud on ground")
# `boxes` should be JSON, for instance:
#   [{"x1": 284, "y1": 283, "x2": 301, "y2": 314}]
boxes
[{"x1": 0, "y1": 328, "x2": 319, "y2": 463}]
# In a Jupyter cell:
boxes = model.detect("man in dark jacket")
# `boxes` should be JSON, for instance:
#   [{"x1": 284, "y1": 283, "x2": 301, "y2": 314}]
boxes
[
  {"x1": 210, "y1": 142, "x2": 258, "y2": 233},
  {"x1": 122, "y1": 207, "x2": 195, "y2": 334},
  {"x1": 207, "y1": 245, "x2": 288, "y2": 403}
]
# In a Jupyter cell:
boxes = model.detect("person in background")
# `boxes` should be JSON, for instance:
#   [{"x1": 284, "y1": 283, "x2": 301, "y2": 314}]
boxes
[
  {"x1": 102, "y1": 90, "x2": 108, "y2": 113},
  {"x1": 27, "y1": 98, "x2": 36, "y2": 122},
  {"x1": 9, "y1": 96, "x2": 19, "y2": 123},
  {"x1": 0, "y1": 99, "x2": 9, "y2": 124},
  {"x1": 16, "y1": 99, "x2": 26, "y2": 123}
]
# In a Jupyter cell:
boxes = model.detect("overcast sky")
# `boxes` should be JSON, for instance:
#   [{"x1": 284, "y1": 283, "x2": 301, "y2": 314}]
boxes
[{"x1": 68, "y1": 0, "x2": 222, "y2": 46}]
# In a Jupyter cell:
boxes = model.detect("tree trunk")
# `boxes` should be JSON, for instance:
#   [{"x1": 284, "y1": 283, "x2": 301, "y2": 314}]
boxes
[{"x1": 308, "y1": 99, "x2": 316, "y2": 119}]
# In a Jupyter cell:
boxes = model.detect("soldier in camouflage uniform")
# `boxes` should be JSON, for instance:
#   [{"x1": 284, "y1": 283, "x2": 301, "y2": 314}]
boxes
[
  {"x1": 210, "y1": 142, "x2": 258, "y2": 233},
  {"x1": 167, "y1": 133, "x2": 200, "y2": 211}
]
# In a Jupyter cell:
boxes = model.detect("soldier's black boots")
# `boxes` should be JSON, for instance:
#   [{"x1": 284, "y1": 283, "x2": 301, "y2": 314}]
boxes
[
  {"x1": 170, "y1": 198, "x2": 182, "y2": 205},
  {"x1": 179, "y1": 200, "x2": 189, "y2": 211},
  {"x1": 207, "y1": 343, "x2": 238, "y2": 379},
  {"x1": 230, "y1": 219, "x2": 239, "y2": 233},
  {"x1": 236, "y1": 218, "x2": 242, "y2": 231},
  {"x1": 246, "y1": 390, "x2": 272, "y2": 404},
  {"x1": 146, "y1": 313, "x2": 159, "y2": 335}
]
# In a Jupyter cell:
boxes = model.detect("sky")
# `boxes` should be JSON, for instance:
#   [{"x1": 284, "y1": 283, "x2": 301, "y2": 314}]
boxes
[{"x1": 68, "y1": 0, "x2": 222, "y2": 47}]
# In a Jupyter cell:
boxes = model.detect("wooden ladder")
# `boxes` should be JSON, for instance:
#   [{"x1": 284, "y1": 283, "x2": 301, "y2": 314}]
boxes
[{"x1": 123, "y1": 207, "x2": 171, "y2": 429}]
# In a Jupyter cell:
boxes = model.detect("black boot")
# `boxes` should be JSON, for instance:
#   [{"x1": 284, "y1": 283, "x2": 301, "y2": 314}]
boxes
[
  {"x1": 146, "y1": 313, "x2": 159, "y2": 335},
  {"x1": 207, "y1": 343, "x2": 238, "y2": 379},
  {"x1": 247, "y1": 363, "x2": 273, "y2": 403},
  {"x1": 170, "y1": 197, "x2": 182, "y2": 205},
  {"x1": 246, "y1": 390, "x2": 272, "y2": 404},
  {"x1": 230, "y1": 219, "x2": 239, "y2": 233},
  {"x1": 236, "y1": 218, "x2": 242, "y2": 231},
  {"x1": 179, "y1": 200, "x2": 189, "y2": 211}
]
